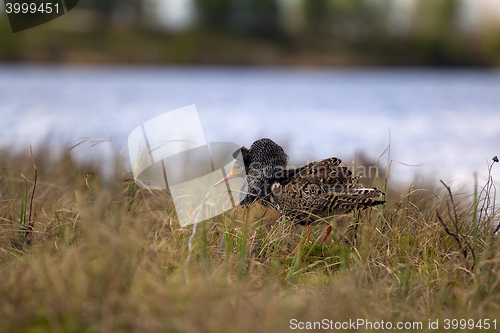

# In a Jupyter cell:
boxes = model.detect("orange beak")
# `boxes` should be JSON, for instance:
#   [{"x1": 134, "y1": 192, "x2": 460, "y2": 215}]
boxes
[{"x1": 214, "y1": 172, "x2": 233, "y2": 187}]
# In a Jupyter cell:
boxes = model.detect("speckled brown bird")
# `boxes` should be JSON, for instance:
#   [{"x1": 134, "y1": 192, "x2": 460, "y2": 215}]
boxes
[{"x1": 215, "y1": 138, "x2": 385, "y2": 256}]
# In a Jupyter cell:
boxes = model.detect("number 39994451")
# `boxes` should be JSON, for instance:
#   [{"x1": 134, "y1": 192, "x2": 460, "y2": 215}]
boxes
[{"x1": 5, "y1": 2, "x2": 60, "y2": 14}]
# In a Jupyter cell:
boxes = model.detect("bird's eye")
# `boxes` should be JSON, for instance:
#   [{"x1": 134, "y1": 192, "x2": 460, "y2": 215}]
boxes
[{"x1": 234, "y1": 164, "x2": 241, "y2": 170}]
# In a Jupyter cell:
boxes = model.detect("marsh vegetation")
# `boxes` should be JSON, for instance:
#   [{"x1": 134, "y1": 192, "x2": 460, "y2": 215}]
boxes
[{"x1": 0, "y1": 147, "x2": 498, "y2": 332}]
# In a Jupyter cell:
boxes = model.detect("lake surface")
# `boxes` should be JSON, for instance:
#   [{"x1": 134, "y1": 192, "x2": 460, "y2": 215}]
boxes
[{"x1": 1, "y1": 65, "x2": 499, "y2": 191}]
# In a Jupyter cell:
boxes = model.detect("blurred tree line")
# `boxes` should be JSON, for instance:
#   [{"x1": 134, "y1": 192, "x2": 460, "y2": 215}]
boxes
[{"x1": 0, "y1": 0, "x2": 499, "y2": 66}]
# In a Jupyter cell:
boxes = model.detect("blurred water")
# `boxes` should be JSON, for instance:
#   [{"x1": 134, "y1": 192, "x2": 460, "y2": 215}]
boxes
[{"x1": 0, "y1": 65, "x2": 499, "y2": 190}]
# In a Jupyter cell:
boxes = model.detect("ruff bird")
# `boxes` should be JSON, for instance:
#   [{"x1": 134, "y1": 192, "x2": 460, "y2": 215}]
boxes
[{"x1": 214, "y1": 138, "x2": 385, "y2": 256}]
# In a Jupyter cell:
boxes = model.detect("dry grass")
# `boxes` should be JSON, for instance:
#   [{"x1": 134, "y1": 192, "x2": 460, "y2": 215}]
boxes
[{"x1": 0, "y1": 147, "x2": 499, "y2": 333}]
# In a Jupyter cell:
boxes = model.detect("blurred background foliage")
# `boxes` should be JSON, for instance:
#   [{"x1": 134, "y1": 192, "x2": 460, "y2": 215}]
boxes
[{"x1": 0, "y1": 0, "x2": 500, "y2": 66}]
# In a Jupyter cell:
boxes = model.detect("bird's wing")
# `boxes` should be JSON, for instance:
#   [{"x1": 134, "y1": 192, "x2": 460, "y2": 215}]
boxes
[{"x1": 273, "y1": 157, "x2": 385, "y2": 220}]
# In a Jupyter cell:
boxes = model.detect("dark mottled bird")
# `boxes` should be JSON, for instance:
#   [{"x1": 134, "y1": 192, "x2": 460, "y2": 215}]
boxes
[{"x1": 215, "y1": 138, "x2": 385, "y2": 256}]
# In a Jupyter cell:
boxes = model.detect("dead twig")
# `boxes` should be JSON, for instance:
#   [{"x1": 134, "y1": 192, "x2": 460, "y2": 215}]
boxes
[{"x1": 438, "y1": 180, "x2": 475, "y2": 270}]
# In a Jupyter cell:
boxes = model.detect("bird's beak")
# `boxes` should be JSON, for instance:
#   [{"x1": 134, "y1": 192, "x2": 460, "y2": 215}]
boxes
[{"x1": 214, "y1": 171, "x2": 234, "y2": 187}]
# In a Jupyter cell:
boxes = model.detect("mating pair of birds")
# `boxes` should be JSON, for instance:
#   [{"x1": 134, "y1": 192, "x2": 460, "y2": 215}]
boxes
[{"x1": 214, "y1": 138, "x2": 385, "y2": 255}]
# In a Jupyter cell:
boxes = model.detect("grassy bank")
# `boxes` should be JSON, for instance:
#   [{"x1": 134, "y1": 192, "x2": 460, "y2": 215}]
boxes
[{"x1": 0, "y1": 147, "x2": 499, "y2": 332}]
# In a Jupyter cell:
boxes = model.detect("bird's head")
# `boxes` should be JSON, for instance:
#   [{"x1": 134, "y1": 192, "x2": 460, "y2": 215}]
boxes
[
  {"x1": 214, "y1": 159, "x2": 246, "y2": 187},
  {"x1": 213, "y1": 147, "x2": 248, "y2": 187},
  {"x1": 213, "y1": 138, "x2": 287, "y2": 187}
]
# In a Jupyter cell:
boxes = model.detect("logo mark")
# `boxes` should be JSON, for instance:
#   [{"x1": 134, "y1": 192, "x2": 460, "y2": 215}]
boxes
[{"x1": 128, "y1": 105, "x2": 245, "y2": 226}]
